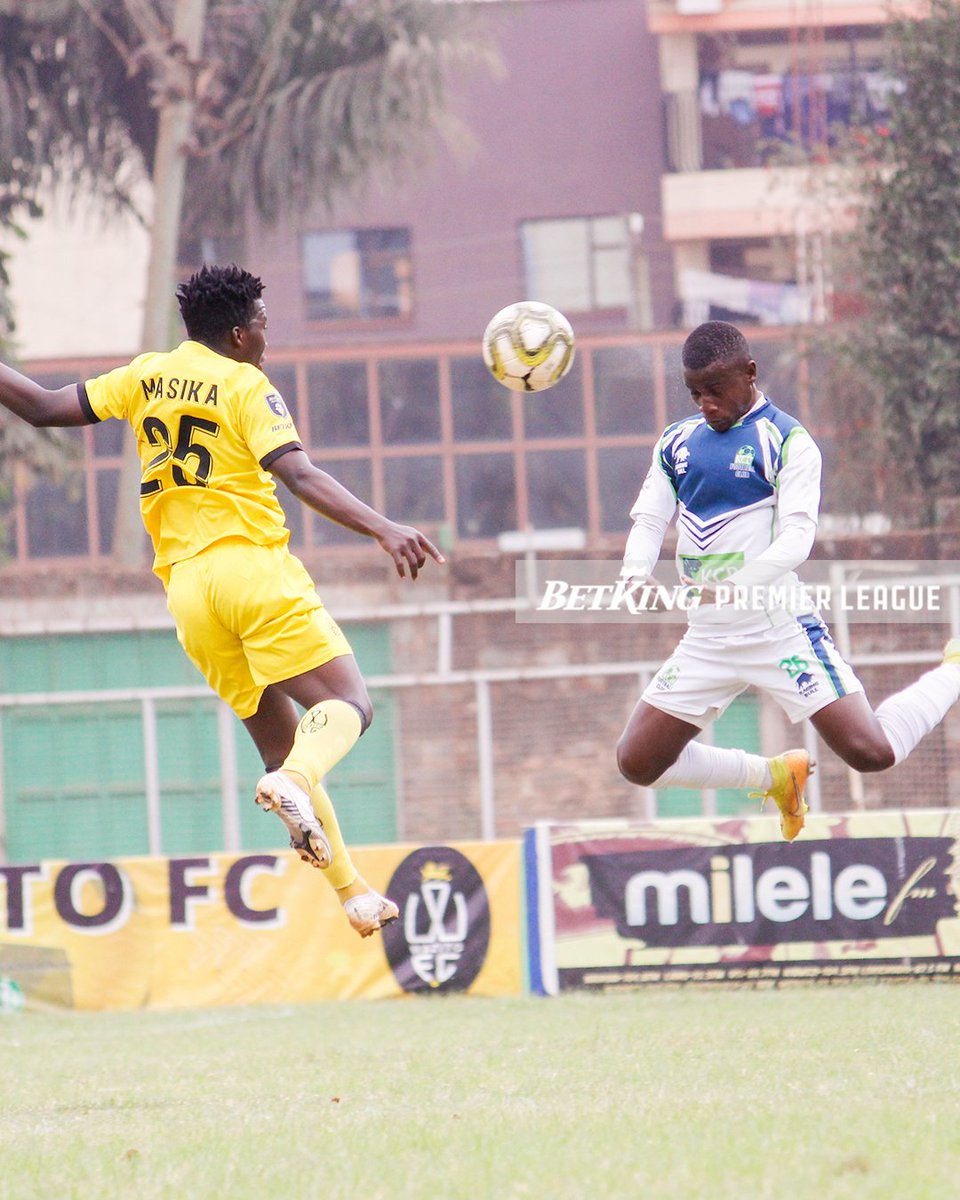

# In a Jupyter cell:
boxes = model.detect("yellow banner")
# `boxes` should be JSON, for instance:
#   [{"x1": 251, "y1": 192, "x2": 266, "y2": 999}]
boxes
[{"x1": 0, "y1": 841, "x2": 522, "y2": 1009}]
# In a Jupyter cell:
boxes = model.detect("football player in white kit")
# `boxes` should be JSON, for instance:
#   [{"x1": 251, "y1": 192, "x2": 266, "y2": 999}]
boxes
[{"x1": 617, "y1": 321, "x2": 960, "y2": 839}]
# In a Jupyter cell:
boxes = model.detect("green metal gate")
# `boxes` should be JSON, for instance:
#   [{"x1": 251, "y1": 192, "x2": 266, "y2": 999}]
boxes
[{"x1": 0, "y1": 625, "x2": 396, "y2": 863}]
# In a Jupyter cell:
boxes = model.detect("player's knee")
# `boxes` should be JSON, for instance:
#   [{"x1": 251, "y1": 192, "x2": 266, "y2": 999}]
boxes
[
  {"x1": 842, "y1": 737, "x2": 896, "y2": 774},
  {"x1": 860, "y1": 743, "x2": 896, "y2": 773},
  {"x1": 350, "y1": 696, "x2": 374, "y2": 732},
  {"x1": 617, "y1": 738, "x2": 658, "y2": 787}
]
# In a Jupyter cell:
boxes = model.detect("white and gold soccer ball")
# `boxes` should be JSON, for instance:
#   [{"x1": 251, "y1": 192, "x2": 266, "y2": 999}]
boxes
[{"x1": 481, "y1": 301, "x2": 575, "y2": 393}]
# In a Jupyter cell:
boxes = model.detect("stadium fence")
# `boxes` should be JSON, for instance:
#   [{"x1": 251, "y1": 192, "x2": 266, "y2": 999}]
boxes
[{"x1": 2, "y1": 568, "x2": 960, "y2": 864}]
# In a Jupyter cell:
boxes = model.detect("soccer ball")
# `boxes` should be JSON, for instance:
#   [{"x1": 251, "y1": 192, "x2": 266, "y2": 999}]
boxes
[{"x1": 481, "y1": 301, "x2": 575, "y2": 393}]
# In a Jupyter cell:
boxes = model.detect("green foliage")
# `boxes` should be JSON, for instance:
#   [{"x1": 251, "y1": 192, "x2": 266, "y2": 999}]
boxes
[
  {"x1": 0, "y1": 1, "x2": 152, "y2": 216},
  {"x1": 0, "y1": 0, "x2": 496, "y2": 559},
  {"x1": 846, "y1": 0, "x2": 960, "y2": 522},
  {"x1": 184, "y1": 0, "x2": 498, "y2": 227},
  {"x1": 0, "y1": 1, "x2": 497, "y2": 229}
]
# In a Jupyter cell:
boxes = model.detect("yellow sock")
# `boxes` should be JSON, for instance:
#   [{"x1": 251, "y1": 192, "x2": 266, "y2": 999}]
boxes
[
  {"x1": 282, "y1": 699, "x2": 362, "y2": 791},
  {"x1": 281, "y1": 700, "x2": 363, "y2": 890},
  {"x1": 309, "y1": 782, "x2": 359, "y2": 891}
]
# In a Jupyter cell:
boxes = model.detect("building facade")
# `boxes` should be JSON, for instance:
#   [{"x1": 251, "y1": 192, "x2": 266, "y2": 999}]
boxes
[
  {"x1": 2, "y1": 2, "x2": 955, "y2": 866},
  {"x1": 650, "y1": 0, "x2": 901, "y2": 325},
  {"x1": 6, "y1": 0, "x2": 876, "y2": 571},
  {"x1": 186, "y1": 0, "x2": 676, "y2": 348}
]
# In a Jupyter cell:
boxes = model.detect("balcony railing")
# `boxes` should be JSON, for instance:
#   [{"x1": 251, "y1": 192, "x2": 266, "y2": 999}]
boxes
[{"x1": 665, "y1": 68, "x2": 902, "y2": 173}]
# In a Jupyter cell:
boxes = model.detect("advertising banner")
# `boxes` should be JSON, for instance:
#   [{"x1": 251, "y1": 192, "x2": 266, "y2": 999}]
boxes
[
  {"x1": 0, "y1": 840, "x2": 522, "y2": 1009},
  {"x1": 526, "y1": 811, "x2": 960, "y2": 992}
]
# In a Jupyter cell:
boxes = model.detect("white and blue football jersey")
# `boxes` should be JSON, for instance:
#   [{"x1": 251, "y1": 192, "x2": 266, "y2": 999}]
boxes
[{"x1": 626, "y1": 393, "x2": 822, "y2": 630}]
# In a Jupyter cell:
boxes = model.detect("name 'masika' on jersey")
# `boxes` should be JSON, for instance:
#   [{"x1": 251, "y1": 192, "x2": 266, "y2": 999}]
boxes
[{"x1": 142, "y1": 375, "x2": 220, "y2": 406}]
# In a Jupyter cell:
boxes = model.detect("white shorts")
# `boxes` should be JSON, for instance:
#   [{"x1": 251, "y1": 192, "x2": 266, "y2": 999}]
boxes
[{"x1": 642, "y1": 614, "x2": 864, "y2": 728}]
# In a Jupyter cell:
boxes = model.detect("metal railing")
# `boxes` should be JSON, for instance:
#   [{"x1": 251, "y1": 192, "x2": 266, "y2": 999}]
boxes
[{"x1": 2, "y1": 567, "x2": 960, "y2": 861}]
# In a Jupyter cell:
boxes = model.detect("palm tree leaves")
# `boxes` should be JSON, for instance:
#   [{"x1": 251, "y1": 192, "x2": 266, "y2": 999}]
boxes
[
  {"x1": 184, "y1": 0, "x2": 496, "y2": 224},
  {"x1": 0, "y1": 0, "x2": 154, "y2": 216},
  {"x1": 0, "y1": 0, "x2": 498, "y2": 228}
]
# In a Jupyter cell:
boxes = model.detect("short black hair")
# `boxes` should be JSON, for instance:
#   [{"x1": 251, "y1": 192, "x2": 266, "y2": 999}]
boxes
[
  {"x1": 176, "y1": 264, "x2": 264, "y2": 343},
  {"x1": 681, "y1": 321, "x2": 751, "y2": 371}
]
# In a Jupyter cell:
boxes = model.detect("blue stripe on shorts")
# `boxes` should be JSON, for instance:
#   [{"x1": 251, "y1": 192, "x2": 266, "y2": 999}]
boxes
[{"x1": 797, "y1": 614, "x2": 847, "y2": 700}]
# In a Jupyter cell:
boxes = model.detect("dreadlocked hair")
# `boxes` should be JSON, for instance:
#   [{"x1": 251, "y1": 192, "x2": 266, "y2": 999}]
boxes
[
  {"x1": 176, "y1": 264, "x2": 264, "y2": 343},
  {"x1": 681, "y1": 321, "x2": 750, "y2": 371}
]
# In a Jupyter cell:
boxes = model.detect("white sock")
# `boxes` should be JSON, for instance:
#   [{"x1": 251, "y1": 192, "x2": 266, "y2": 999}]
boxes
[
  {"x1": 875, "y1": 664, "x2": 960, "y2": 765},
  {"x1": 651, "y1": 741, "x2": 772, "y2": 790}
]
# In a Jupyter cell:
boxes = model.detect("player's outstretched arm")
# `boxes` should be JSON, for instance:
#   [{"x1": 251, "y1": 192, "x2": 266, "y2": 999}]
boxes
[
  {"x1": 0, "y1": 361, "x2": 88, "y2": 427},
  {"x1": 269, "y1": 448, "x2": 445, "y2": 580}
]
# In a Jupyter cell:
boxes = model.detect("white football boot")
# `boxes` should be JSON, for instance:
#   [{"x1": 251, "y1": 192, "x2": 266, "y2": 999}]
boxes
[
  {"x1": 343, "y1": 890, "x2": 399, "y2": 938},
  {"x1": 255, "y1": 771, "x2": 332, "y2": 869}
]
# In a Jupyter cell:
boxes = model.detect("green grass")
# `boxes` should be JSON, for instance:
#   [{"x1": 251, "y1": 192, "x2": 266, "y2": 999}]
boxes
[{"x1": 2, "y1": 986, "x2": 960, "y2": 1200}]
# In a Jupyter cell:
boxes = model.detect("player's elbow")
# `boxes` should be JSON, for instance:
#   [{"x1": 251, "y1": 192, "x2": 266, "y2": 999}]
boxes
[{"x1": 21, "y1": 398, "x2": 53, "y2": 427}]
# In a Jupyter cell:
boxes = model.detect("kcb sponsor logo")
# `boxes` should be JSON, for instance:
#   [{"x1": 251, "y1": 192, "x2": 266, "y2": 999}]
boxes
[{"x1": 730, "y1": 445, "x2": 756, "y2": 477}]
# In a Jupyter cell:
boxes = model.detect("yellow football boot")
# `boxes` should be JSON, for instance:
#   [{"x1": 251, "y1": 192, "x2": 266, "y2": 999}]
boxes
[{"x1": 751, "y1": 749, "x2": 812, "y2": 842}]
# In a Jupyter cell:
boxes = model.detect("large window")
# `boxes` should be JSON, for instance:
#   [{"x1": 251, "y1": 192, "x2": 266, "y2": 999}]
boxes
[
  {"x1": 307, "y1": 362, "x2": 370, "y2": 447},
  {"x1": 8, "y1": 331, "x2": 808, "y2": 564},
  {"x1": 303, "y1": 228, "x2": 413, "y2": 321},
  {"x1": 522, "y1": 215, "x2": 631, "y2": 314},
  {"x1": 378, "y1": 359, "x2": 441, "y2": 444}
]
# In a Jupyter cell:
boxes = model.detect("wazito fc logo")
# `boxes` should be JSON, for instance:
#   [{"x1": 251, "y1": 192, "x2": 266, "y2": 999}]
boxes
[{"x1": 383, "y1": 846, "x2": 491, "y2": 993}]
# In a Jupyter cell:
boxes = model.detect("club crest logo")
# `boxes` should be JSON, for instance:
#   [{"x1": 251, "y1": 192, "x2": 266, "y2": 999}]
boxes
[
  {"x1": 730, "y1": 444, "x2": 756, "y2": 478},
  {"x1": 778, "y1": 655, "x2": 810, "y2": 679},
  {"x1": 673, "y1": 446, "x2": 690, "y2": 476},
  {"x1": 299, "y1": 709, "x2": 328, "y2": 734},
  {"x1": 655, "y1": 665, "x2": 680, "y2": 691},
  {"x1": 382, "y1": 846, "x2": 490, "y2": 992},
  {"x1": 795, "y1": 670, "x2": 820, "y2": 698},
  {"x1": 265, "y1": 393, "x2": 289, "y2": 418}
]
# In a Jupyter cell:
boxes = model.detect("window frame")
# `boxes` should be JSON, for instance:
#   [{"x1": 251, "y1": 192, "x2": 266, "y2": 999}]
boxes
[{"x1": 302, "y1": 227, "x2": 414, "y2": 324}]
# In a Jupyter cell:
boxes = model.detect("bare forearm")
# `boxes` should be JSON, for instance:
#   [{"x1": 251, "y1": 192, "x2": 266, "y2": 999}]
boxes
[
  {"x1": 284, "y1": 465, "x2": 389, "y2": 537},
  {"x1": 0, "y1": 363, "x2": 86, "y2": 427},
  {"x1": 270, "y1": 449, "x2": 443, "y2": 578}
]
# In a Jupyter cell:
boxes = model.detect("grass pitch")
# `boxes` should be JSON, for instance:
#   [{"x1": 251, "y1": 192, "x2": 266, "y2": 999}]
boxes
[{"x1": 2, "y1": 985, "x2": 959, "y2": 1200}]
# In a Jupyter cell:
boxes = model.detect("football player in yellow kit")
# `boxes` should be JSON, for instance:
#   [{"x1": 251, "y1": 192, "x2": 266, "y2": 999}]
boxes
[{"x1": 0, "y1": 264, "x2": 444, "y2": 937}]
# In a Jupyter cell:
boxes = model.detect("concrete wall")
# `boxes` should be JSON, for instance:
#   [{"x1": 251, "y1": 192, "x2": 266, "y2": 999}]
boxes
[{"x1": 3, "y1": 187, "x2": 151, "y2": 361}]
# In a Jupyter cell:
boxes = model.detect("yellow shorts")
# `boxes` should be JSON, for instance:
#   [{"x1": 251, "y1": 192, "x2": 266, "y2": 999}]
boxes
[{"x1": 165, "y1": 538, "x2": 353, "y2": 719}]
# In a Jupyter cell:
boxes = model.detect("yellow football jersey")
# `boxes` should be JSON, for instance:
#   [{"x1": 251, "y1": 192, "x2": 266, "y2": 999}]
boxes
[{"x1": 81, "y1": 340, "x2": 301, "y2": 580}]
